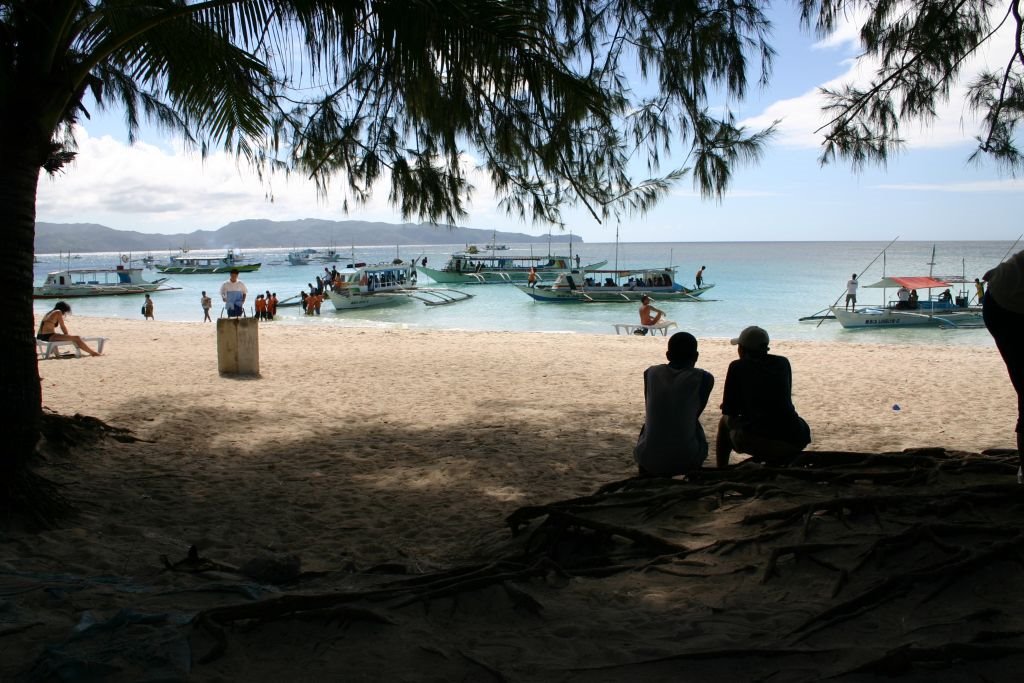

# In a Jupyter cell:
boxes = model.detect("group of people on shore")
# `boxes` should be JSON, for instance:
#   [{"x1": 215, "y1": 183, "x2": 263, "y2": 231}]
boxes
[{"x1": 633, "y1": 325, "x2": 811, "y2": 476}]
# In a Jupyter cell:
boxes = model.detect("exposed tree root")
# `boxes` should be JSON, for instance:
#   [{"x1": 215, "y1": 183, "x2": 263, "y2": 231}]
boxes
[{"x1": 179, "y1": 448, "x2": 1024, "y2": 674}]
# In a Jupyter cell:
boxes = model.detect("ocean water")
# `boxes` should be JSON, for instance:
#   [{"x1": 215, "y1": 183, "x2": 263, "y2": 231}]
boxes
[{"x1": 34, "y1": 240, "x2": 1017, "y2": 347}]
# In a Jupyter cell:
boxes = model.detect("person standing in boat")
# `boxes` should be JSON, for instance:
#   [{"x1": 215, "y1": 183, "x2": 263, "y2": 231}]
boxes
[
  {"x1": 716, "y1": 326, "x2": 810, "y2": 468},
  {"x1": 975, "y1": 278, "x2": 986, "y2": 305},
  {"x1": 201, "y1": 291, "x2": 212, "y2": 322},
  {"x1": 36, "y1": 301, "x2": 102, "y2": 356},
  {"x1": 695, "y1": 265, "x2": 706, "y2": 288},
  {"x1": 633, "y1": 331, "x2": 715, "y2": 477},
  {"x1": 845, "y1": 273, "x2": 858, "y2": 310},
  {"x1": 220, "y1": 268, "x2": 247, "y2": 318},
  {"x1": 527, "y1": 267, "x2": 538, "y2": 288},
  {"x1": 896, "y1": 285, "x2": 911, "y2": 309},
  {"x1": 982, "y1": 249, "x2": 1024, "y2": 482}
]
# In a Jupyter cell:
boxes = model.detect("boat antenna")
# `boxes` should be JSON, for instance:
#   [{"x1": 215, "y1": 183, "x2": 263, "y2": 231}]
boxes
[
  {"x1": 817, "y1": 235, "x2": 900, "y2": 328},
  {"x1": 999, "y1": 234, "x2": 1022, "y2": 262}
]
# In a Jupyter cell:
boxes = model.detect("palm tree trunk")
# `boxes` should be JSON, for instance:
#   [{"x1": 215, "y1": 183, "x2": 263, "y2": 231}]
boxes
[{"x1": 0, "y1": 140, "x2": 45, "y2": 491}]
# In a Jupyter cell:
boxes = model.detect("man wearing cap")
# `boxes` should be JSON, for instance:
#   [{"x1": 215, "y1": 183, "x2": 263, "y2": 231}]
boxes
[
  {"x1": 716, "y1": 326, "x2": 811, "y2": 467},
  {"x1": 220, "y1": 268, "x2": 248, "y2": 318},
  {"x1": 634, "y1": 331, "x2": 715, "y2": 477}
]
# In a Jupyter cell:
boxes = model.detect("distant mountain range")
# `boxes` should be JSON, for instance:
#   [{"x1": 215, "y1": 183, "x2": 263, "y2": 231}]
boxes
[{"x1": 34, "y1": 218, "x2": 580, "y2": 254}]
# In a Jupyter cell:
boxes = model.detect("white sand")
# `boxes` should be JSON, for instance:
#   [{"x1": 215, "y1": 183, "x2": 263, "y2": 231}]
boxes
[{"x1": 3, "y1": 317, "x2": 1018, "y2": 679}]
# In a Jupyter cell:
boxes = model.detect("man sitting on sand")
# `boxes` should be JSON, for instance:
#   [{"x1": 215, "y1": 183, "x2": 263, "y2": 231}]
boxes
[
  {"x1": 716, "y1": 326, "x2": 810, "y2": 468},
  {"x1": 634, "y1": 331, "x2": 714, "y2": 477}
]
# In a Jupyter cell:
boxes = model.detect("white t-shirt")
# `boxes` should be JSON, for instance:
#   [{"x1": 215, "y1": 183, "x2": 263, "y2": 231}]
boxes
[
  {"x1": 220, "y1": 279, "x2": 247, "y2": 300},
  {"x1": 846, "y1": 278, "x2": 858, "y2": 295},
  {"x1": 897, "y1": 287, "x2": 910, "y2": 302}
]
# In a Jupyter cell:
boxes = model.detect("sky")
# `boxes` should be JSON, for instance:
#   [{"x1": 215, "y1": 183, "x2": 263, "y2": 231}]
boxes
[{"x1": 34, "y1": 6, "x2": 1023, "y2": 244}]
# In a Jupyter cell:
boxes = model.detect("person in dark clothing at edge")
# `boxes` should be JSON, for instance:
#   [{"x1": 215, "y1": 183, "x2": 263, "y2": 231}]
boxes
[
  {"x1": 982, "y1": 249, "x2": 1024, "y2": 483},
  {"x1": 716, "y1": 326, "x2": 811, "y2": 468}
]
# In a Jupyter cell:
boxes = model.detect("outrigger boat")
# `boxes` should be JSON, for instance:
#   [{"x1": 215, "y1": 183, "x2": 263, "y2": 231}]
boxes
[
  {"x1": 326, "y1": 261, "x2": 473, "y2": 310},
  {"x1": 829, "y1": 275, "x2": 983, "y2": 328},
  {"x1": 155, "y1": 249, "x2": 260, "y2": 274},
  {"x1": 516, "y1": 267, "x2": 714, "y2": 303},
  {"x1": 419, "y1": 253, "x2": 607, "y2": 285},
  {"x1": 34, "y1": 259, "x2": 180, "y2": 298}
]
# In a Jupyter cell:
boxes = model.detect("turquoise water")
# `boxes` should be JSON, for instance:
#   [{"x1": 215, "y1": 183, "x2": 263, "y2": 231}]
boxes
[{"x1": 34, "y1": 240, "x2": 1017, "y2": 347}]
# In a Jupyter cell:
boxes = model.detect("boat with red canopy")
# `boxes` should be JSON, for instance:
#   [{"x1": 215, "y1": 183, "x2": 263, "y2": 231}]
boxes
[{"x1": 830, "y1": 273, "x2": 983, "y2": 328}]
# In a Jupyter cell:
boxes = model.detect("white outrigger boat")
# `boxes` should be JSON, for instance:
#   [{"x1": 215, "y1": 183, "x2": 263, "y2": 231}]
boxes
[
  {"x1": 418, "y1": 253, "x2": 607, "y2": 285},
  {"x1": 326, "y1": 261, "x2": 473, "y2": 310},
  {"x1": 516, "y1": 267, "x2": 714, "y2": 303},
  {"x1": 830, "y1": 275, "x2": 983, "y2": 328},
  {"x1": 34, "y1": 260, "x2": 180, "y2": 299}
]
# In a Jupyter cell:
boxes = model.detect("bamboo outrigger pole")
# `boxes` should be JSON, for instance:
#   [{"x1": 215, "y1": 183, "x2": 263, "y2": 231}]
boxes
[{"x1": 816, "y1": 236, "x2": 901, "y2": 328}]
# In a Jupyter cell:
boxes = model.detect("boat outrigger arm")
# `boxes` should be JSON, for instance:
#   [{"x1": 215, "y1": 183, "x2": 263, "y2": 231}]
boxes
[{"x1": 372, "y1": 287, "x2": 474, "y2": 306}]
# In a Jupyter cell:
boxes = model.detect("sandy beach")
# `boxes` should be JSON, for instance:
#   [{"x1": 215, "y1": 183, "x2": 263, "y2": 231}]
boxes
[{"x1": 3, "y1": 318, "x2": 1021, "y2": 681}]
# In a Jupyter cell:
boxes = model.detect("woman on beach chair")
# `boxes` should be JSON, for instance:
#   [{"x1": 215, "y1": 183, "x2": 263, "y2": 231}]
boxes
[{"x1": 37, "y1": 301, "x2": 102, "y2": 357}]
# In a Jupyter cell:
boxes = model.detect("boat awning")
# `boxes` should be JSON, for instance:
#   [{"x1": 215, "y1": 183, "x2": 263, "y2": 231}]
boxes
[{"x1": 863, "y1": 276, "x2": 950, "y2": 289}]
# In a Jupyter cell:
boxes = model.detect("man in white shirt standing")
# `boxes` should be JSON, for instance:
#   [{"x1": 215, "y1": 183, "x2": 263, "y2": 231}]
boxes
[
  {"x1": 845, "y1": 273, "x2": 858, "y2": 310},
  {"x1": 220, "y1": 268, "x2": 248, "y2": 318}
]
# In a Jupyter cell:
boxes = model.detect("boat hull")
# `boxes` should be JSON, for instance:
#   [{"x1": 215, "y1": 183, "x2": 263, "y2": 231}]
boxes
[
  {"x1": 156, "y1": 263, "x2": 260, "y2": 274},
  {"x1": 33, "y1": 283, "x2": 174, "y2": 298},
  {"x1": 420, "y1": 259, "x2": 607, "y2": 285},
  {"x1": 326, "y1": 290, "x2": 411, "y2": 310},
  {"x1": 517, "y1": 283, "x2": 714, "y2": 303},
  {"x1": 830, "y1": 306, "x2": 983, "y2": 328}
]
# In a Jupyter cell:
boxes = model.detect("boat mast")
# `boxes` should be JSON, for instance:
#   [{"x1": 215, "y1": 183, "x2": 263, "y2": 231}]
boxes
[
  {"x1": 614, "y1": 223, "x2": 620, "y2": 272},
  {"x1": 817, "y1": 235, "x2": 899, "y2": 328}
]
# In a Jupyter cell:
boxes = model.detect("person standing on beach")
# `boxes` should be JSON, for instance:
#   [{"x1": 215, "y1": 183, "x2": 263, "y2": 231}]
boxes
[
  {"x1": 220, "y1": 268, "x2": 247, "y2": 318},
  {"x1": 716, "y1": 326, "x2": 811, "y2": 468},
  {"x1": 143, "y1": 294, "x2": 154, "y2": 320},
  {"x1": 982, "y1": 249, "x2": 1024, "y2": 480},
  {"x1": 845, "y1": 274, "x2": 858, "y2": 310},
  {"x1": 695, "y1": 265, "x2": 706, "y2": 288},
  {"x1": 633, "y1": 332, "x2": 715, "y2": 477},
  {"x1": 201, "y1": 291, "x2": 212, "y2": 322}
]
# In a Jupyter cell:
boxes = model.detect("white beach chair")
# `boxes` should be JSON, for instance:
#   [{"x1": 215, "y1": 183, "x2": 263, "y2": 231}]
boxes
[
  {"x1": 36, "y1": 337, "x2": 107, "y2": 359},
  {"x1": 613, "y1": 321, "x2": 677, "y2": 336}
]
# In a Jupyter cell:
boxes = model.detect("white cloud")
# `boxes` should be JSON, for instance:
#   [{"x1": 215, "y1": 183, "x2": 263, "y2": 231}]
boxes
[
  {"x1": 872, "y1": 178, "x2": 1024, "y2": 193},
  {"x1": 35, "y1": 127, "x2": 439, "y2": 233}
]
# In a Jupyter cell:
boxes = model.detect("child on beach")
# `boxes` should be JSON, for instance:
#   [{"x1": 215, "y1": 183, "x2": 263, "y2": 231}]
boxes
[{"x1": 633, "y1": 332, "x2": 715, "y2": 477}]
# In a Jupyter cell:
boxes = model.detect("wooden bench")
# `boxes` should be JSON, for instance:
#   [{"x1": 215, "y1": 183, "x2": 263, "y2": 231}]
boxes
[
  {"x1": 613, "y1": 321, "x2": 678, "y2": 336},
  {"x1": 36, "y1": 337, "x2": 107, "y2": 359}
]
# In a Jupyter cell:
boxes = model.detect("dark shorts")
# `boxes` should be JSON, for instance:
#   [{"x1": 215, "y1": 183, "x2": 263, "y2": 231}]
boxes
[{"x1": 37, "y1": 334, "x2": 53, "y2": 341}]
